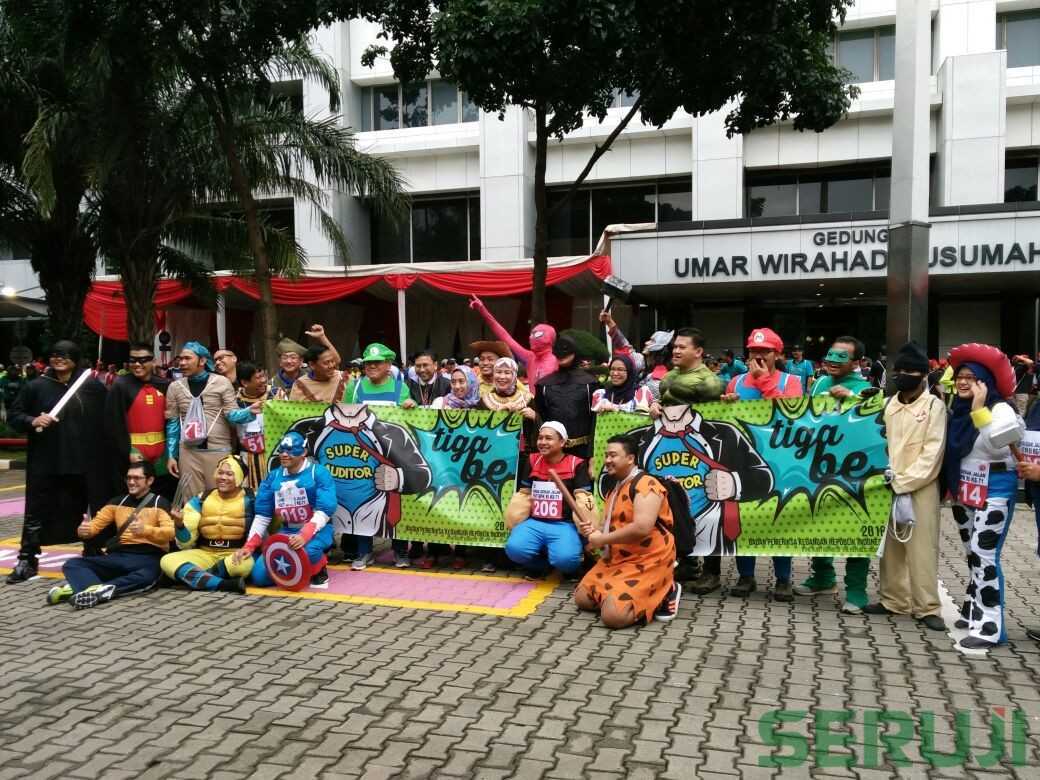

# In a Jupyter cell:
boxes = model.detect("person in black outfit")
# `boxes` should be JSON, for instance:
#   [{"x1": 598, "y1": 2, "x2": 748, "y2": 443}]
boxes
[
  {"x1": 535, "y1": 335, "x2": 598, "y2": 459},
  {"x1": 406, "y1": 350, "x2": 451, "y2": 407},
  {"x1": 7, "y1": 340, "x2": 111, "y2": 583}
]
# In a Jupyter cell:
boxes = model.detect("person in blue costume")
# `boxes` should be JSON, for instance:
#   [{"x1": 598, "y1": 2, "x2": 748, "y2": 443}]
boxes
[
  {"x1": 238, "y1": 432, "x2": 338, "y2": 587},
  {"x1": 944, "y1": 343, "x2": 1024, "y2": 650}
]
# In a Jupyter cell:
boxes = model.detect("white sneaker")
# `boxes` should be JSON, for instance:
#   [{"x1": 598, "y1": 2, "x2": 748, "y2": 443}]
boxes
[
  {"x1": 393, "y1": 552, "x2": 411, "y2": 569},
  {"x1": 72, "y1": 584, "x2": 116, "y2": 610},
  {"x1": 841, "y1": 600, "x2": 863, "y2": 615},
  {"x1": 351, "y1": 553, "x2": 374, "y2": 571}
]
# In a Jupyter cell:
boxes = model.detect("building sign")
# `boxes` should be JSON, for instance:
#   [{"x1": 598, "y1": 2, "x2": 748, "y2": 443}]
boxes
[{"x1": 612, "y1": 212, "x2": 1040, "y2": 285}]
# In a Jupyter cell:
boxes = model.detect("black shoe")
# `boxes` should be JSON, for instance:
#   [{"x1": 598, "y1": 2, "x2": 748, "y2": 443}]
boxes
[
  {"x1": 6, "y1": 560, "x2": 37, "y2": 584},
  {"x1": 217, "y1": 577, "x2": 247, "y2": 594},
  {"x1": 863, "y1": 602, "x2": 895, "y2": 616},
  {"x1": 918, "y1": 615, "x2": 946, "y2": 631},
  {"x1": 1026, "y1": 627, "x2": 1040, "y2": 643},
  {"x1": 654, "y1": 583, "x2": 682, "y2": 622},
  {"x1": 730, "y1": 576, "x2": 757, "y2": 597},
  {"x1": 310, "y1": 566, "x2": 329, "y2": 586},
  {"x1": 673, "y1": 557, "x2": 701, "y2": 583},
  {"x1": 960, "y1": 636, "x2": 997, "y2": 650}
]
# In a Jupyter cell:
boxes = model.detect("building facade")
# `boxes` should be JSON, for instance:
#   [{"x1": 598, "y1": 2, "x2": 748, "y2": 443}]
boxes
[{"x1": 5, "y1": 0, "x2": 1039, "y2": 361}]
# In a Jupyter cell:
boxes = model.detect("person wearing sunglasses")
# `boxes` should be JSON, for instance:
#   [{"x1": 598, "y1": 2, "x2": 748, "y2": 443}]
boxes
[
  {"x1": 104, "y1": 341, "x2": 174, "y2": 500},
  {"x1": 7, "y1": 340, "x2": 110, "y2": 584}
]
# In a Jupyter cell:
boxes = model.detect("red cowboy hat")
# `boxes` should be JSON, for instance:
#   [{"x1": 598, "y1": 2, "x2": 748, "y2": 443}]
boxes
[{"x1": 948, "y1": 343, "x2": 1016, "y2": 398}]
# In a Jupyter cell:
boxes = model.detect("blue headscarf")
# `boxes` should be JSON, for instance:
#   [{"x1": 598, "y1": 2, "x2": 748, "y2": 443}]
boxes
[
  {"x1": 183, "y1": 341, "x2": 215, "y2": 374},
  {"x1": 445, "y1": 366, "x2": 480, "y2": 409},
  {"x1": 943, "y1": 361, "x2": 999, "y2": 496}
]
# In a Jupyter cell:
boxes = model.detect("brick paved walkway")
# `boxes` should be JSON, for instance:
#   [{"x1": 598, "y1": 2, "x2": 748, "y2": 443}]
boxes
[{"x1": 1, "y1": 501, "x2": 1040, "y2": 778}]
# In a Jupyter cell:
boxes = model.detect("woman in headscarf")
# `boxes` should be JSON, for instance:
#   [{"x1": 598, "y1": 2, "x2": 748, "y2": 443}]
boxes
[
  {"x1": 432, "y1": 366, "x2": 481, "y2": 409},
  {"x1": 480, "y1": 357, "x2": 537, "y2": 442},
  {"x1": 591, "y1": 353, "x2": 653, "y2": 414},
  {"x1": 159, "y1": 455, "x2": 255, "y2": 593},
  {"x1": 1016, "y1": 395, "x2": 1040, "y2": 642},
  {"x1": 944, "y1": 344, "x2": 1023, "y2": 649}
]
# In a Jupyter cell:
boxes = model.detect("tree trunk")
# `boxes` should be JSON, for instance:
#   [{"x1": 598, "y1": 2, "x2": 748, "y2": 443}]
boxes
[
  {"x1": 531, "y1": 105, "x2": 549, "y2": 325},
  {"x1": 31, "y1": 208, "x2": 95, "y2": 344},
  {"x1": 121, "y1": 246, "x2": 160, "y2": 344},
  {"x1": 210, "y1": 99, "x2": 279, "y2": 369}
]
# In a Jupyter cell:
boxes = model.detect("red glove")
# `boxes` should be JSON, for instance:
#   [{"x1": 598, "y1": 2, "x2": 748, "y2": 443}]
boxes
[{"x1": 295, "y1": 522, "x2": 317, "y2": 545}]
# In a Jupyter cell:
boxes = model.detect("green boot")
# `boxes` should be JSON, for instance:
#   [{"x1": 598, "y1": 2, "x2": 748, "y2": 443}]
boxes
[{"x1": 46, "y1": 584, "x2": 74, "y2": 606}]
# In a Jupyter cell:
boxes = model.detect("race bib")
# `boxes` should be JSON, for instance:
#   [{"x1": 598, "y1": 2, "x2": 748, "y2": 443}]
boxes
[
  {"x1": 275, "y1": 483, "x2": 312, "y2": 527},
  {"x1": 1020, "y1": 431, "x2": 1040, "y2": 465},
  {"x1": 239, "y1": 415, "x2": 265, "y2": 454},
  {"x1": 958, "y1": 460, "x2": 989, "y2": 510},
  {"x1": 531, "y1": 480, "x2": 564, "y2": 520}
]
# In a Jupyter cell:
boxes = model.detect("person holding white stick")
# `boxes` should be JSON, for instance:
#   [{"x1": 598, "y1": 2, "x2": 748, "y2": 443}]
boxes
[{"x1": 7, "y1": 340, "x2": 110, "y2": 584}]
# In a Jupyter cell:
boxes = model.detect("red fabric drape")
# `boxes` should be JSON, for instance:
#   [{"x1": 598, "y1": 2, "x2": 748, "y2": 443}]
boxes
[
  {"x1": 414, "y1": 255, "x2": 611, "y2": 296},
  {"x1": 84, "y1": 255, "x2": 612, "y2": 338},
  {"x1": 84, "y1": 280, "x2": 194, "y2": 340}
]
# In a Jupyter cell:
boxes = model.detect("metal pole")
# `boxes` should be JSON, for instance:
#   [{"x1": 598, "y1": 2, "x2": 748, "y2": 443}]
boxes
[
  {"x1": 397, "y1": 288, "x2": 407, "y2": 366},
  {"x1": 886, "y1": 0, "x2": 931, "y2": 378},
  {"x1": 1034, "y1": 296, "x2": 1038, "y2": 358},
  {"x1": 216, "y1": 294, "x2": 227, "y2": 350}
]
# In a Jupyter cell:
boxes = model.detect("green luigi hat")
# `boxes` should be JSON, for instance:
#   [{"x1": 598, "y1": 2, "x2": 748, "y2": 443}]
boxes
[
  {"x1": 362, "y1": 342, "x2": 396, "y2": 363},
  {"x1": 824, "y1": 348, "x2": 851, "y2": 365}
]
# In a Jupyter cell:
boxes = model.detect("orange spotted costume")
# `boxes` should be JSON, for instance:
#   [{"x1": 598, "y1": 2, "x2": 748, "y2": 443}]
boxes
[{"x1": 579, "y1": 474, "x2": 675, "y2": 624}]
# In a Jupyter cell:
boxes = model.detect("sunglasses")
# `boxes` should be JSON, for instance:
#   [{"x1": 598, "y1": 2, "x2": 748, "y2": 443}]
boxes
[
  {"x1": 49, "y1": 351, "x2": 72, "y2": 359},
  {"x1": 127, "y1": 355, "x2": 154, "y2": 364}
]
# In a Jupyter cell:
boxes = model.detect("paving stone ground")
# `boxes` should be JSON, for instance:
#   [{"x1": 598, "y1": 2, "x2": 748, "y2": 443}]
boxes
[{"x1": 1, "y1": 473, "x2": 1039, "y2": 779}]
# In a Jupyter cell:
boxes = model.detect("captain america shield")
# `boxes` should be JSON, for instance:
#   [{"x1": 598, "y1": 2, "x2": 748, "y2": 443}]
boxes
[{"x1": 262, "y1": 533, "x2": 312, "y2": 591}]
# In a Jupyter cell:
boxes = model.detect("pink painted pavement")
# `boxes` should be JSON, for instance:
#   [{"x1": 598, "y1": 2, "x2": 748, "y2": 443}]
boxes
[{"x1": 0, "y1": 498, "x2": 24, "y2": 517}]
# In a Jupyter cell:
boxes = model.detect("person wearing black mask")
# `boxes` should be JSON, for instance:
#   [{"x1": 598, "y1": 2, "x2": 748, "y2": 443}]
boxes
[
  {"x1": 7, "y1": 340, "x2": 110, "y2": 583},
  {"x1": 863, "y1": 342, "x2": 947, "y2": 630},
  {"x1": 535, "y1": 335, "x2": 599, "y2": 459}
]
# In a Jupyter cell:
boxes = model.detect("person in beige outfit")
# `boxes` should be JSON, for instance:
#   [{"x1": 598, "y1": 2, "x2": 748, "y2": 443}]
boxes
[{"x1": 864, "y1": 342, "x2": 947, "y2": 631}]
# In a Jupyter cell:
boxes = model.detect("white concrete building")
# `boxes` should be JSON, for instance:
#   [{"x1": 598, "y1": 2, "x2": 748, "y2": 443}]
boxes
[{"x1": 6, "y1": 0, "x2": 1040, "y2": 361}]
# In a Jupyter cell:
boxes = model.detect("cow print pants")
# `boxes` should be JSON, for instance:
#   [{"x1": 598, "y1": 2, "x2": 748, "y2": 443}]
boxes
[{"x1": 952, "y1": 491, "x2": 1015, "y2": 644}]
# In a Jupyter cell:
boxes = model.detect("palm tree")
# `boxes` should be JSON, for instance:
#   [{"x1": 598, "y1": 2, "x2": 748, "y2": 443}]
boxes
[{"x1": 0, "y1": 5, "x2": 100, "y2": 341}]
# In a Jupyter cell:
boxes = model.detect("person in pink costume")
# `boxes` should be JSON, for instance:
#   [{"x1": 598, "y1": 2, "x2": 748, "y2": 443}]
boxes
[{"x1": 469, "y1": 295, "x2": 559, "y2": 387}]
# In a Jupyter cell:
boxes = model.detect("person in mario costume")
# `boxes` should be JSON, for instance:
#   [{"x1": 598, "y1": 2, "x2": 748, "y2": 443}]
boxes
[
  {"x1": 239, "y1": 431, "x2": 338, "y2": 587},
  {"x1": 943, "y1": 343, "x2": 1024, "y2": 649}
]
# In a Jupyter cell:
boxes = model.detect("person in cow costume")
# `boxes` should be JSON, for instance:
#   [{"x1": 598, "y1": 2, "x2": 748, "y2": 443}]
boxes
[
  {"x1": 284, "y1": 403, "x2": 432, "y2": 571},
  {"x1": 944, "y1": 343, "x2": 1024, "y2": 649},
  {"x1": 242, "y1": 432, "x2": 338, "y2": 587},
  {"x1": 622, "y1": 404, "x2": 773, "y2": 560}
]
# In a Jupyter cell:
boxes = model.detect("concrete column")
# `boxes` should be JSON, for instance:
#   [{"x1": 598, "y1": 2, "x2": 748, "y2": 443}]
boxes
[
  {"x1": 887, "y1": 0, "x2": 932, "y2": 357},
  {"x1": 480, "y1": 106, "x2": 535, "y2": 260},
  {"x1": 691, "y1": 109, "x2": 744, "y2": 220},
  {"x1": 934, "y1": 50, "x2": 1007, "y2": 207}
]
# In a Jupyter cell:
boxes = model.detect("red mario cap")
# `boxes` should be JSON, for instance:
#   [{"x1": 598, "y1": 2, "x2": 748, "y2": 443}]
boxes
[
  {"x1": 746, "y1": 328, "x2": 784, "y2": 352},
  {"x1": 948, "y1": 343, "x2": 1016, "y2": 399}
]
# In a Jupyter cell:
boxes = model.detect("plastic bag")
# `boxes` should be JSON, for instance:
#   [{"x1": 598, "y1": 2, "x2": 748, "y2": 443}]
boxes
[{"x1": 180, "y1": 395, "x2": 210, "y2": 449}]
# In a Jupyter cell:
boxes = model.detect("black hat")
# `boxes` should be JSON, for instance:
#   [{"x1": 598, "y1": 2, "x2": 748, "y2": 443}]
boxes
[
  {"x1": 49, "y1": 339, "x2": 81, "y2": 364},
  {"x1": 893, "y1": 341, "x2": 928, "y2": 373},
  {"x1": 552, "y1": 335, "x2": 578, "y2": 360}
]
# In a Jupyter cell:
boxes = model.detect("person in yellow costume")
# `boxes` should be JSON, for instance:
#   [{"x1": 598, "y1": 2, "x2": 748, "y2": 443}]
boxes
[{"x1": 160, "y1": 456, "x2": 256, "y2": 593}]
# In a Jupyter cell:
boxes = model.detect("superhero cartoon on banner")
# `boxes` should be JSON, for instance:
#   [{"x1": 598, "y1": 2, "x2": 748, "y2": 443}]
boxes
[
  {"x1": 264, "y1": 400, "x2": 522, "y2": 547},
  {"x1": 593, "y1": 395, "x2": 893, "y2": 558}
]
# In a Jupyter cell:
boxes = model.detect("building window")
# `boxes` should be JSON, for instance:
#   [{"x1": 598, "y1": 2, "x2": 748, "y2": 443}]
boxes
[
  {"x1": 1005, "y1": 156, "x2": 1039, "y2": 203},
  {"x1": 832, "y1": 26, "x2": 896, "y2": 83},
  {"x1": 547, "y1": 179, "x2": 692, "y2": 256},
  {"x1": 998, "y1": 11, "x2": 1040, "y2": 68},
  {"x1": 360, "y1": 80, "x2": 478, "y2": 131},
  {"x1": 745, "y1": 166, "x2": 891, "y2": 218},
  {"x1": 371, "y1": 194, "x2": 481, "y2": 263},
  {"x1": 268, "y1": 80, "x2": 304, "y2": 114}
]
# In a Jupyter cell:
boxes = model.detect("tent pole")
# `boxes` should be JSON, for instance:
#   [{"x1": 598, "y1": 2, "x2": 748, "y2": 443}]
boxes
[{"x1": 397, "y1": 288, "x2": 407, "y2": 366}]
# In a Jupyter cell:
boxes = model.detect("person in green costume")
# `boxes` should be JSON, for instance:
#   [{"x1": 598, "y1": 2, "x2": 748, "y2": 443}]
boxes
[{"x1": 795, "y1": 336, "x2": 875, "y2": 613}]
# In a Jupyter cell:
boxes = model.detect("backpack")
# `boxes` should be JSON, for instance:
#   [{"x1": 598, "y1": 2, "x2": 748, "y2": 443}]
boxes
[{"x1": 627, "y1": 472, "x2": 694, "y2": 557}]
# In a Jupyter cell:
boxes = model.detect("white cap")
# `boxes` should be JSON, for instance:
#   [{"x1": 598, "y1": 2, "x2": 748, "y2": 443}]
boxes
[{"x1": 539, "y1": 421, "x2": 569, "y2": 442}]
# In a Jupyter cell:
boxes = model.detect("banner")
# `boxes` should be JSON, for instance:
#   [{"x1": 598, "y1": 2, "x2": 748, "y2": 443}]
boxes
[
  {"x1": 265, "y1": 400, "x2": 520, "y2": 546},
  {"x1": 591, "y1": 394, "x2": 893, "y2": 557}
]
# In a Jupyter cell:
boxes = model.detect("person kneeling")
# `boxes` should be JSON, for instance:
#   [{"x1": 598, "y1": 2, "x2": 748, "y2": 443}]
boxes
[
  {"x1": 159, "y1": 456, "x2": 255, "y2": 594},
  {"x1": 573, "y1": 435, "x2": 681, "y2": 628},
  {"x1": 241, "y1": 433, "x2": 337, "y2": 587},
  {"x1": 504, "y1": 422, "x2": 592, "y2": 579},
  {"x1": 49, "y1": 461, "x2": 174, "y2": 610}
]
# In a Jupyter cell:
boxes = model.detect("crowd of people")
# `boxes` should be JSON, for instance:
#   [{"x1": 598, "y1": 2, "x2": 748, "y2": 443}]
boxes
[{"x1": 4, "y1": 297, "x2": 1040, "y2": 643}]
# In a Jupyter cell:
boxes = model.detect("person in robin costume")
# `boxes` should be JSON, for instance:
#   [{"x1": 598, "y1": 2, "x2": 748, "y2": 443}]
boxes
[
  {"x1": 105, "y1": 340, "x2": 173, "y2": 499},
  {"x1": 159, "y1": 455, "x2": 255, "y2": 594},
  {"x1": 285, "y1": 402, "x2": 431, "y2": 571}
]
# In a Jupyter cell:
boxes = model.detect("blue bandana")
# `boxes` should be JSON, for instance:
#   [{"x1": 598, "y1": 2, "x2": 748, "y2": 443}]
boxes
[{"x1": 183, "y1": 341, "x2": 215, "y2": 372}]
